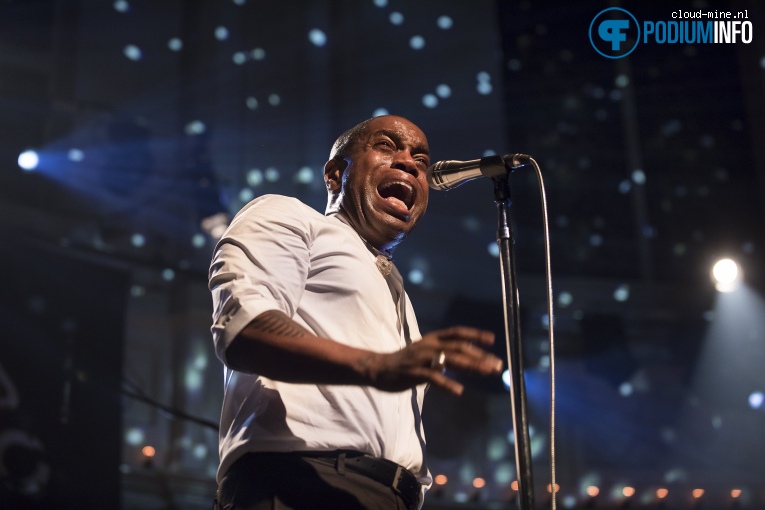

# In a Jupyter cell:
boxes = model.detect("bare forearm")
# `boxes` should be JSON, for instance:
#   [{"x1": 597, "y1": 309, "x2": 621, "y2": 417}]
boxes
[
  {"x1": 224, "y1": 310, "x2": 379, "y2": 385},
  {"x1": 224, "y1": 310, "x2": 503, "y2": 395}
]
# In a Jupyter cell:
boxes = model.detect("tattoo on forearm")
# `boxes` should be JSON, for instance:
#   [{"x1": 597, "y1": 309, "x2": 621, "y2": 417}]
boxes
[{"x1": 252, "y1": 311, "x2": 308, "y2": 338}]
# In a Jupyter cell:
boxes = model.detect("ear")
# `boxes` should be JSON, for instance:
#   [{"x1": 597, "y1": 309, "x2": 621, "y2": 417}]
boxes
[{"x1": 324, "y1": 158, "x2": 346, "y2": 193}]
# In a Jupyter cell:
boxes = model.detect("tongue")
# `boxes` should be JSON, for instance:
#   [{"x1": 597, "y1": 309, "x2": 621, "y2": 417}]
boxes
[{"x1": 383, "y1": 196, "x2": 407, "y2": 210}]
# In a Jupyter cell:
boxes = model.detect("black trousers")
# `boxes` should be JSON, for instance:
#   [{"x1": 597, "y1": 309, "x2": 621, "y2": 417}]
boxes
[{"x1": 214, "y1": 452, "x2": 412, "y2": 510}]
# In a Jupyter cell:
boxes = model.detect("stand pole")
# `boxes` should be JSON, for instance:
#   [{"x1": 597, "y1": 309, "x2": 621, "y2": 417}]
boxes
[{"x1": 494, "y1": 175, "x2": 535, "y2": 510}]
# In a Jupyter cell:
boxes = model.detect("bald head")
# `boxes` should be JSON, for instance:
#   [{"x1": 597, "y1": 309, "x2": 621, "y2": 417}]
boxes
[{"x1": 330, "y1": 115, "x2": 417, "y2": 162}]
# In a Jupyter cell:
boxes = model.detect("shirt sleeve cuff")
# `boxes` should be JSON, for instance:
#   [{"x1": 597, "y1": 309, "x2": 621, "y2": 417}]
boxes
[{"x1": 211, "y1": 297, "x2": 286, "y2": 367}]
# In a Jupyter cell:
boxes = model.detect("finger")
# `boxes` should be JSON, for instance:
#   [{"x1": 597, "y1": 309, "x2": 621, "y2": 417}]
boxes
[
  {"x1": 442, "y1": 345, "x2": 503, "y2": 375},
  {"x1": 433, "y1": 326, "x2": 495, "y2": 346},
  {"x1": 423, "y1": 369, "x2": 465, "y2": 396}
]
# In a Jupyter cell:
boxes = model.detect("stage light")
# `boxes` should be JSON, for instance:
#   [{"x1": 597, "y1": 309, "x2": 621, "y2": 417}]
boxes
[
  {"x1": 214, "y1": 26, "x2": 229, "y2": 41},
  {"x1": 141, "y1": 445, "x2": 156, "y2": 468},
  {"x1": 613, "y1": 284, "x2": 630, "y2": 301},
  {"x1": 18, "y1": 149, "x2": 39, "y2": 170},
  {"x1": 389, "y1": 12, "x2": 404, "y2": 25},
  {"x1": 264, "y1": 167, "x2": 280, "y2": 182},
  {"x1": 422, "y1": 94, "x2": 438, "y2": 108},
  {"x1": 308, "y1": 29, "x2": 327, "y2": 47},
  {"x1": 622, "y1": 486, "x2": 635, "y2": 497},
  {"x1": 67, "y1": 148, "x2": 84, "y2": 162},
  {"x1": 586, "y1": 486, "x2": 600, "y2": 497},
  {"x1": 184, "y1": 120, "x2": 206, "y2": 135},
  {"x1": 434, "y1": 474, "x2": 448, "y2": 485},
  {"x1": 237, "y1": 188, "x2": 253, "y2": 203},
  {"x1": 749, "y1": 391, "x2": 764, "y2": 409},
  {"x1": 477, "y1": 81, "x2": 492, "y2": 95},
  {"x1": 437, "y1": 15, "x2": 453, "y2": 30},
  {"x1": 294, "y1": 166, "x2": 314, "y2": 184},
  {"x1": 547, "y1": 483, "x2": 560, "y2": 494},
  {"x1": 192, "y1": 444, "x2": 207, "y2": 459},
  {"x1": 410, "y1": 35, "x2": 425, "y2": 50},
  {"x1": 191, "y1": 233, "x2": 206, "y2": 248},
  {"x1": 436, "y1": 84, "x2": 452, "y2": 98},
  {"x1": 372, "y1": 108, "x2": 389, "y2": 117},
  {"x1": 131, "y1": 233, "x2": 146, "y2": 247},
  {"x1": 711, "y1": 258, "x2": 741, "y2": 292},
  {"x1": 501, "y1": 369, "x2": 511, "y2": 390},
  {"x1": 124, "y1": 45, "x2": 142, "y2": 60},
  {"x1": 246, "y1": 168, "x2": 263, "y2": 186},
  {"x1": 731, "y1": 489, "x2": 742, "y2": 498},
  {"x1": 246, "y1": 97, "x2": 258, "y2": 110},
  {"x1": 408, "y1": 269, "x2": 424, "y2": 285},
  {"x1": 692, "y1": 488, "x2": 704, "y2": 499},
  {"x1": 656, "y1": 488, "x2": 668, "y2": 499},
  {"x1": 185, "y1": 366, "x2": 202, "y2": 391},
  {"x1": 473, "y1": 477, "x2": 486, "y2": 489},
  {"x1": 125, "y1": 427, "x2": 144, "y2": 445},
  {"x1": 168, "y1": 37, "x2": 182, "y2": 51},
  {"x1": 251, "y1": 47, "x2": 265, "y2": 60},
  {"x1": 510, "y1": 480, "x2": 518, "y2": 491},
  {"x1": 618, "y1": 382, "x2": 633, "y2": 397}
]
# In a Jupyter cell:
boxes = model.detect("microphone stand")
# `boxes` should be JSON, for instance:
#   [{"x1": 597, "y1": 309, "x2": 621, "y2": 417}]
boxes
[{"x1": 493, "y1": 172, "x2": 535, "y2": 510}]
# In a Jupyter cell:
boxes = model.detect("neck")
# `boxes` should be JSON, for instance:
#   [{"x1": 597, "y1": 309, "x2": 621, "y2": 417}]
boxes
[{"x1": 330, "y1": 210, "x2": 399, "y2": 258}]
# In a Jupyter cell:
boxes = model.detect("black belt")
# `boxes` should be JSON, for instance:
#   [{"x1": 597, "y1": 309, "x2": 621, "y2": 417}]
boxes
[{"x1": 301, "y1": 451, "x2": 421, "y2": 509}]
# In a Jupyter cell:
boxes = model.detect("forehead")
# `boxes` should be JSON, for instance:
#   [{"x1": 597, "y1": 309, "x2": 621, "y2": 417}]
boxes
[{"x1": 361, "y1": 117, "x2": 429, "y2": 150}]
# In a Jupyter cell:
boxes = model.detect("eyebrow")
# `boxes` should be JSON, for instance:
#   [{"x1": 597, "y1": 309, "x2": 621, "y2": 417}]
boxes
[{"x1": 372, "y1": 129, "x2": 430, "y2": 156}]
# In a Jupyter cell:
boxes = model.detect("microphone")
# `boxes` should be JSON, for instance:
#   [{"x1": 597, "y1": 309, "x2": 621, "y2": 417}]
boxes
[{"x1": 426, "y1": 153, "x2": 531, "y2": 191}]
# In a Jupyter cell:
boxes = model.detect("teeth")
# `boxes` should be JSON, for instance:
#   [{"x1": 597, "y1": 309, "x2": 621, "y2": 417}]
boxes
[{"x1": 381, "y1": 181, "x2": 412, "y2": 192}]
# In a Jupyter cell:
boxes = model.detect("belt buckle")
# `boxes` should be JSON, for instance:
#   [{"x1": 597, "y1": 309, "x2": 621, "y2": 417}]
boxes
[
  {"x1": 391, "y1": 465, "x2": 419, "y2": 509},
  {"x1": 391, "y1": 465, "x2": 404, "y2": 494}
]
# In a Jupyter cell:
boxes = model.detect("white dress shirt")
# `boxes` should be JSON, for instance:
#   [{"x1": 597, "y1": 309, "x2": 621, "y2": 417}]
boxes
[{"x1": 209, "y1": 194, "x2": 430, "y2": 491}]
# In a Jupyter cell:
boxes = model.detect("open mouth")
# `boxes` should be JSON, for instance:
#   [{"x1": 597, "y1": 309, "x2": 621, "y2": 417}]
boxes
[{"x1": 378, "y1": 181, "x2": 415, "y2": 211}]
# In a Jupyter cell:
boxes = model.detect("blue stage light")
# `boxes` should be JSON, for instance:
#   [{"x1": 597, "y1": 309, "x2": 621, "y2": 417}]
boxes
[{"x1": 18, "y1": 150, "x2": 39, "y2": 170}]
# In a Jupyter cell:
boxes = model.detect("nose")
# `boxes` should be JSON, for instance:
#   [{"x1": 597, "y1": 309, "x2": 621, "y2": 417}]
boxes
[{"x1": 391, "y1": 149, "x2": 420, "y2": 178}]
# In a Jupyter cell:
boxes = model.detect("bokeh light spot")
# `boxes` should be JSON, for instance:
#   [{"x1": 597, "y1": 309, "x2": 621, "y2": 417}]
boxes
[
  {"x1": 308, "y1": 28, "x2": 327, "y2": 47},
  {"x1": 215, "y1": 26, "x2": 229, "y2": 40},
  {"x1": 422, "y1": 94, "x2": 438, "y2": 108},
  {"x1": 124, "y1": 45, "x2": 142, "y2": 60},
  {"x1": 409, "y1": 35, "x2": 425, "y2": 50},
  {"x1": 437, "y1": 15, "x2": 453, "y2": 29}
]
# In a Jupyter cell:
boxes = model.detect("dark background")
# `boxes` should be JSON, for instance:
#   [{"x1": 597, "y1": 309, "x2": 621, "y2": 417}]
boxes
[{"x1": 1, "y1": 0, "x2": 763, "y2": 509}]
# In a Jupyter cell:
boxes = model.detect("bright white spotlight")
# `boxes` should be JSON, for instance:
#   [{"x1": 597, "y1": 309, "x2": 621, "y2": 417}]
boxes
[
  {"x1": 749, "y1": 391, "x2": 764, "y2": 409},
  {"x1": 18, "y1": 150, "x2": 39, "y2": 171},
  {"x1": 711, "y1": 258, "x2": 741, "y2": 292}
]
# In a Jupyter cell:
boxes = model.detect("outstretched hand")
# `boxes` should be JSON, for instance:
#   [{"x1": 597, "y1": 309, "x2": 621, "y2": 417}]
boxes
[{"x1": 368, "y1": 326, "x2": 503, "y2": 396}]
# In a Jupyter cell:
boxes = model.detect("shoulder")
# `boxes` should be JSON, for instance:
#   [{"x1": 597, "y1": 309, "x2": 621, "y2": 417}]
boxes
[
  {"x1": 238, "y1": 194, "x2": 321, "y2": 217},
  {"x1": 228, "y1": 194, "x2": 325, "y2": 229}
]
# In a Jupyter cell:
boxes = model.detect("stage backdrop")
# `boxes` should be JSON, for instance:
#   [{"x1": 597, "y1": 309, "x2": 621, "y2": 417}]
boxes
[{"x1": 0, "y1": 239, "x2": 128, "y2": 510}]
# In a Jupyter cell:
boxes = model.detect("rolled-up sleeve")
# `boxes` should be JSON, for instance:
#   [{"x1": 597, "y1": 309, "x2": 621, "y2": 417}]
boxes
[{"x1": 208, "y1": 195, "x2": 313, "y2": 366}]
